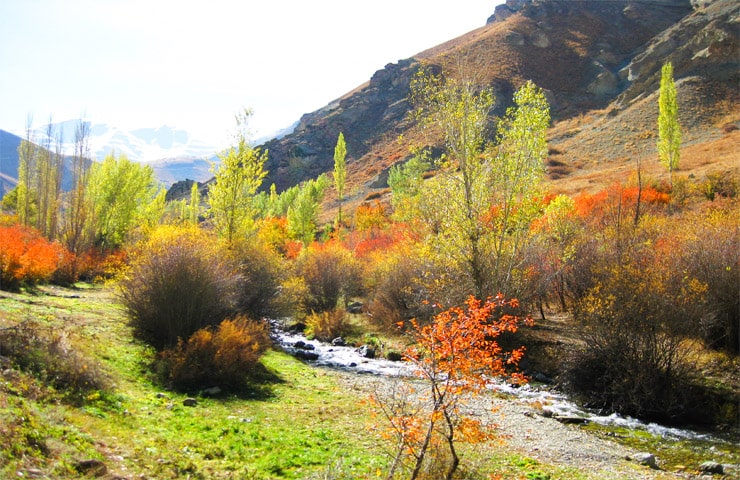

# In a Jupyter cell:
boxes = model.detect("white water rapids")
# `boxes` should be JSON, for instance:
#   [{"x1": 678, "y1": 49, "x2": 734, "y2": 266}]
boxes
[{"x1": 270, "y1": 320, "x2": 726, "y2": 443}]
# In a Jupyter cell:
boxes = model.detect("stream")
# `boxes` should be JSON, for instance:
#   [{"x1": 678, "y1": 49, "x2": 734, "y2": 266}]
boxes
[{"x1": 269, "y1": 320, "x2": 728, "y2": 443}]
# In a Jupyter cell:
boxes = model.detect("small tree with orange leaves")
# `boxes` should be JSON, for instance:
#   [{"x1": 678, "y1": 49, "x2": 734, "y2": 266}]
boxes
[{"x1": 372, "y1": 295, "x2": 530, "y2": 480}]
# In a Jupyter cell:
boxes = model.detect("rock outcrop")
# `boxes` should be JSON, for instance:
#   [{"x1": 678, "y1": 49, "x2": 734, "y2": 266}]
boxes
[
  {"x1": 172, "y1": 0, "x2": 736, "y2": 211},
  {"x1": 260, "y1": 58, "x2": 418, "y2": 192},
  {"x1": 254, "y1": 0, "x2": 708, "y2": 195}
]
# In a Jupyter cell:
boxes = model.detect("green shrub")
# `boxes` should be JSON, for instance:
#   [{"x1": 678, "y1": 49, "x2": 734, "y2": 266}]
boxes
[
  {"x1": 158, "y1": 316, "x2": 270, "y2": 392},
  {"x1": 118, "y1": 226, "x2": 237, "y2": 350}
]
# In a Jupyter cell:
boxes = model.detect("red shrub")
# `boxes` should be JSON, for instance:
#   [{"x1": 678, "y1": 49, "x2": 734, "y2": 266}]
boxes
[{"x1": 0, "y1": 224, "x2": 65, "y2": 290}]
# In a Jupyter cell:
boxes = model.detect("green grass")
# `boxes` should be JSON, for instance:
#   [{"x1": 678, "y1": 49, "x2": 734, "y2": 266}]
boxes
[
  {"x1": 4, "y1": 283, "x2": 734, "y2": 479},
  {"x1": 0, "y1": 285, "x2": 387, "y2": 479}
]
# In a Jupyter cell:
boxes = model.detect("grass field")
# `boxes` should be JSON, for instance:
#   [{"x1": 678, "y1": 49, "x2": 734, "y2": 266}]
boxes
[{"x1": 1, "y1": 284, "x2": 736, "y2": 479}]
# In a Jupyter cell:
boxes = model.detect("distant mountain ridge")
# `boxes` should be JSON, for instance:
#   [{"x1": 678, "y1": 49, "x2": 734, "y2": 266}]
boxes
[
  {"x1": 24, "y1": 120, "x2": 220, "y2": 164},
  {"x1": 0, "y1": 129, "x2": 81, "y2": 198},
  {"x1": 0, "y1": 121, "x2": 222, "y2": 196}
]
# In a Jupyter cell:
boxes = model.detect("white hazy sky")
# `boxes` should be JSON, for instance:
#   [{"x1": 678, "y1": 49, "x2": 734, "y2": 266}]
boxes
[{"x1": 0, "y1": 1, "x2": 499, "y2": 148}]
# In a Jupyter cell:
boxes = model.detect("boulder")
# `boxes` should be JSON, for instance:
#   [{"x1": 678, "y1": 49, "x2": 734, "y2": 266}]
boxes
[
  {"x1": 331, "y1": 337, "x2": 346, "y2": 346},
  {"x1": 294, "y1": 340, "x2": 315, "y2": 350},
  {"x1": 202, "y1": 386, "x2": 222, "y2": 397},
  {"x1": 699, "y1": 461, "x2": 723, "y2": 474},
  {"x1": 357, "y1": 345, "x2": 376, "y2": 359},
  {"x1": 629, "y1": 452, "x2": 658, "y2": 469},
  {"x1": 532, "y1": 372, "x2": 555, "y2": 384},
  {"x1": 386, "y1": 351, "x2": 403, "y2": 362},
  {"x1": 183, "y1": 398, "x2": 198, "y2": 407},
  {"x1": 293, "y1": 350, "x2": 319, "y2": 361},
  {"x1": 74, "y1": 459, "x2": 107, "y2": 477},
  {"x1": 347, "y1": 301, "x2": 363, "y2": 314},
  {"x1": 552, "y1": 414, "x2": 589, "y2": 424}
]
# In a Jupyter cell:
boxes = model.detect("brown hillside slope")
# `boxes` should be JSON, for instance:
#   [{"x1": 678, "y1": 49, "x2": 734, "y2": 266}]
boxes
[{"x1": 190, "y1": 0, "x2": 738, "y2": 218}]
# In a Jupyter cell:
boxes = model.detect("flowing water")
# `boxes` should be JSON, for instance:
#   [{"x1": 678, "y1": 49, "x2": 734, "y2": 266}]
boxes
[{"x1": 270, "y1": 320, "x2": 729, "y2": 443}]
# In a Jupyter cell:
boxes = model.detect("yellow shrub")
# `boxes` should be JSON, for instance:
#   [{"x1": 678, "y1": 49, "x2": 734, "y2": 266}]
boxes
[{"x1": 160, "y1": 316, "x2": 269, "y2": 392}]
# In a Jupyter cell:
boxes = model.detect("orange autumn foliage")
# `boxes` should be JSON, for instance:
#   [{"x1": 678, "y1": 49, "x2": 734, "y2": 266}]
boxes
[
  {"x1": 159, "y1": 315, "x2": 270, "y2": 392},
  {"x1": 0, "y1": 224, "x2": 66, "y2": 290},
  {"x1": 574, "y1": 182, "x2": 670, "y2": 226},
  {"x1": 354, "y1": 200, "x2": 388, "y2": 232},
  {"x1": 372, "y1": 295, "x2": 530, "y2": 480},
  {"x1": 405, "y1": 295, "x2": 529, "y2": 390}
]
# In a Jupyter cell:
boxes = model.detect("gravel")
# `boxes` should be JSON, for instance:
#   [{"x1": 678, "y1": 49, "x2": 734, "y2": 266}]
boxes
[{"x1": 335, "y1": 370, "x2": 689, "y2": 480}]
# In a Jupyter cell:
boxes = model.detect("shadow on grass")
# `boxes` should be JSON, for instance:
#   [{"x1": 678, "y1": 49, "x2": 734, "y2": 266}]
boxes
[
  {"x1": 231, "y1": 362, "x2": 286, "y2": 401},
  {"x1": 147, "y1": 355, "x2": 287, "y2": 402}
]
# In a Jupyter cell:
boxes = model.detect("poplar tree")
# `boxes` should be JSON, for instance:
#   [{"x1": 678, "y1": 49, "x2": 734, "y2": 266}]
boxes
[
  {"x1": 333, "y1": 132, "x2": 347, "y2": 227},
  {"x1": 188, "y1": 181, "x2": 200, "y2": 225},
  {"x1": 35, "y1": 119, "x2": 63, "y2": 238},
  {"x1": 208, "y1": 109, "x2": 268, "y2": 245},
  {"x1": 16, "y1": 118, "x2": 37, "y2": 227},
  {"x1": 657, "y1": 61, "x2": 681, "y2": 188},
  {"x1": 411, "y1": 70, "x2": 549, "y2": 300},
  {"x1": 61, "y1": 119, "x2": 94, "y2": 260}
]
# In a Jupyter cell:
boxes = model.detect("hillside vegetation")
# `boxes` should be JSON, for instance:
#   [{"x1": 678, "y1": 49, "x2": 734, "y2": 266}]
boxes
[{"x1": 250, "y1": 0, "x2": 737, "y2": 217}]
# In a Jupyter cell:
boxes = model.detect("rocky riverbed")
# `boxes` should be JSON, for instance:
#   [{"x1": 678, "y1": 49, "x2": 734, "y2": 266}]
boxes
[{"x1": 271, "y1": 322, "x2": 740, "y2": 479}]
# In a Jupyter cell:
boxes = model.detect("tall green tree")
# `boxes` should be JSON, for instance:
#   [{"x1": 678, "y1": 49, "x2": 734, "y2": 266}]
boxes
[
  {"x1": 208, "y1": 109, "x2": 268, "y2": 245},
  {"x1": 411, "y1": 70, "x2": 549, "y2": 300},
  {"x1": 488, "y1": 80, "x2": 550, "y2": 289},
  {"x1": 333, "y1": 132, "x2": 347, "y2": 228},
  {"x1": 388, "y1": 148, "x2": 430, "y2": 222},
  {"x1": 35, "y1": 119, "x2": 64, "y2": 238},
  {"x1": 61, "y1": 119, "x2": 94, "y2": 260},
  {"x1": 287, "y1": 174, "x2": 330, "y2": 245},
  {"x1": 87, "y1": 152, "x2": 162, "y2": 249},
  {"x1": 657, "y1": 61, "x2": 681, "y2": 188},
  {"x1": 16, "y1": 117, "x2": 37, "y2": 227},
  {"x1": 188, "y1": 181, "x2": 200, "y2": 225},
  {"x1": 411, "y1": 68, "x2": 494, "y2": 298}
]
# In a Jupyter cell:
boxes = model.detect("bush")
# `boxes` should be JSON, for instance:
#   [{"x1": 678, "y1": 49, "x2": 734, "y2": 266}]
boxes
[
  {"x1": 305, "y1": 308, "x2": 352, "y2": 342},
  {"x1": 228, "y1": 239, "x2": 289, "y2": 320},
  {"x1": 678, "y1": 201, "x2": 740, "y2": 353},
  {"x1": 0, "y1": 321, "x2": 109, "y2": 397},
  {"x1": 296, "y1": 242, "x2": 363, "y2": 313},
  {"x1": 119, "y1": 226, "x2": 237, "y2": 350},
  {"x1": 0, "y1": 224, "x2": 66, "y2": 291},
  {"x1": 158, "y1": 316, "x2": 270, "y2": 392},
  {"x1": 366, "y1": 244, "x2": 460, "y2": 330},
  {"x1": 566, "y1": 257, "x2": 703, "y2": 423}
]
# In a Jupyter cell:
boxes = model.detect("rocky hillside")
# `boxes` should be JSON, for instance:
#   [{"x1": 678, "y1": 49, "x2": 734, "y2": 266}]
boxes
[{"x1": 251, "y1": 0, "x2": 738, "y2": 213}]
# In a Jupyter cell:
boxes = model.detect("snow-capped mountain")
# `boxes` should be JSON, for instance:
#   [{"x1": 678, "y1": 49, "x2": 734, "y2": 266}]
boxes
[{"x1": 27, "y1": 120, "x2": 221, "y2": 164}]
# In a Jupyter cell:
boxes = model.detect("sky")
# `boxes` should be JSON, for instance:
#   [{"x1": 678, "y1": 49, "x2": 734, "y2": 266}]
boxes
[{"x1": 0, "y1": 1, "x2": 499, "y2": 150}]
